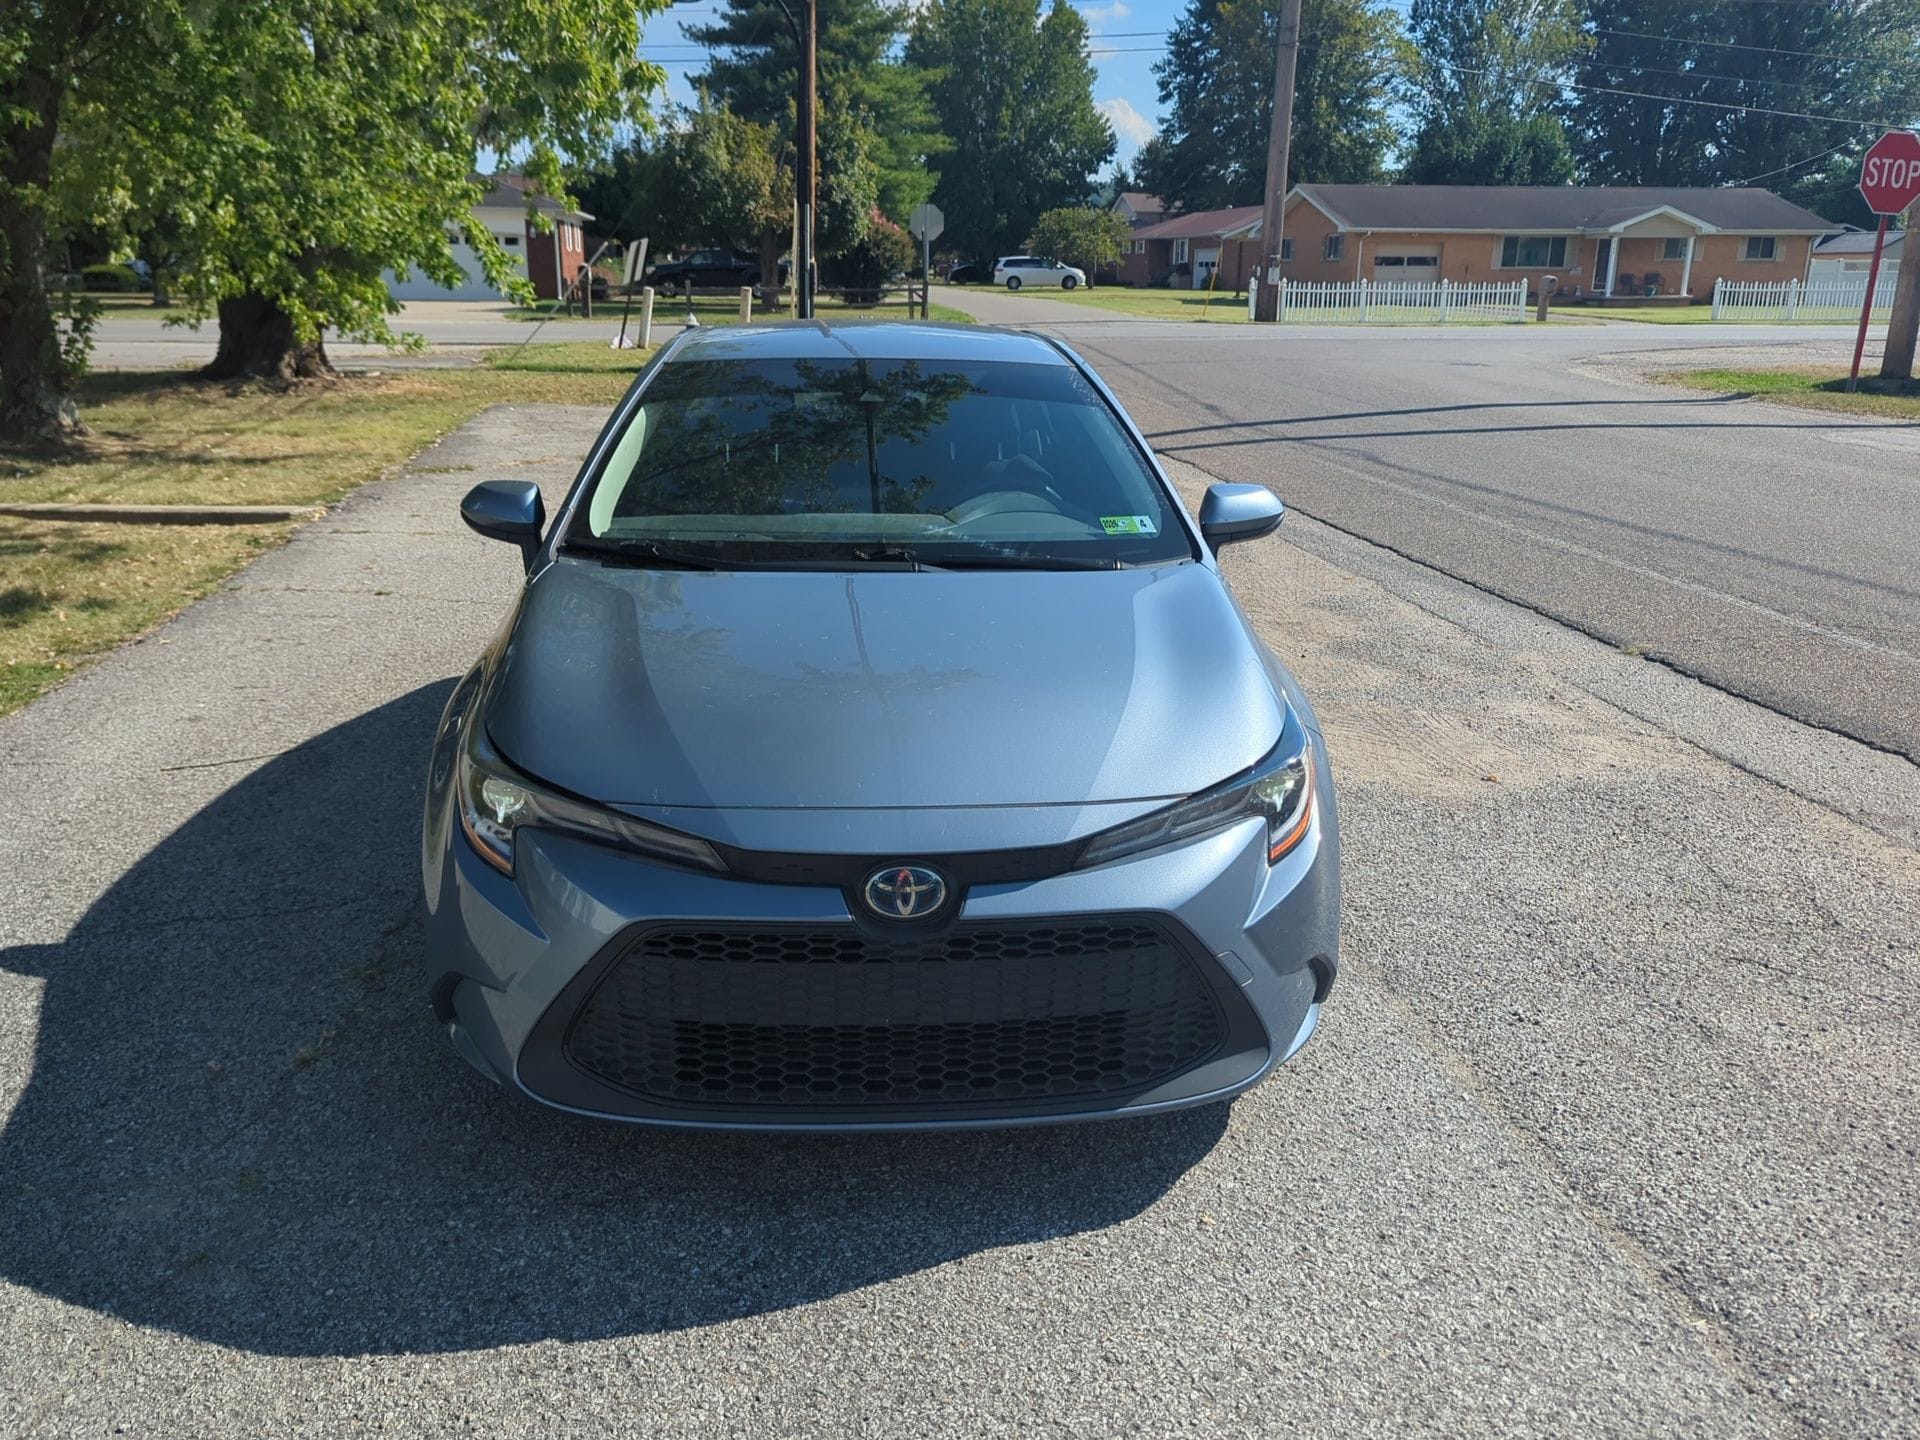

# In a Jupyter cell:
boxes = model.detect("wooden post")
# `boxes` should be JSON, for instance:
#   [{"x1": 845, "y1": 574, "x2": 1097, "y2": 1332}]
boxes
[
  {"x1": 639, "y1": 286, "x2": 655, "y2": 348},
  {"x1": 1882, "y1": 200, "x2": 1918, "y2": 380},
  {"x1": 739, "y1": 286, "x2": 753, "y2": 323}
]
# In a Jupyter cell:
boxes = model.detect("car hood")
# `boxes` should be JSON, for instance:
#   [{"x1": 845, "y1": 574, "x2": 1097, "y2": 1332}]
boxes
[{"x1": 485, "y1": 557, "x2": 1285, "y2": 811}]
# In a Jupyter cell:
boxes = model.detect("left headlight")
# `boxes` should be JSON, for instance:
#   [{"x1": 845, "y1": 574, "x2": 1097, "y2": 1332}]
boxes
[
  {"x1": 456, "y1": 724, "x2": 725, "y2": 877},
  {"x1": 1075, "y1": 711, "x2": 1316, "y2": 870}
]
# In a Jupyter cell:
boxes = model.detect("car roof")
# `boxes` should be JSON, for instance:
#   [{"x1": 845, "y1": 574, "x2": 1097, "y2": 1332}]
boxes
[{"x1": 668, "y1": 321, "x2": 1071, "y2": 366}]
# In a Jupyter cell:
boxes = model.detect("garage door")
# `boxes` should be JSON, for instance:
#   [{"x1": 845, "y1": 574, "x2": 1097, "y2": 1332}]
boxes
[
  {"x1": 385, "y1": 239, "x2": 522, "y2": 301},
  {"x1": 1372, "y1": 247, "x2": 1440, "y2": 284}
]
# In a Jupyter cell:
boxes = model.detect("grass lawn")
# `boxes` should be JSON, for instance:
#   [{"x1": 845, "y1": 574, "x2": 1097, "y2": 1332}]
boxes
[
  {"x1": 1656, "y1": 366, "x2": 1920, "y2": 420},
  {"x1": 0, "y1": 341, "x2": 646, "y2": 716},
  {"x1": 975, "y1": 286, "x2": 1253, "y2": 322},
  {"x1": 508, "y1": 293, "x2": 974, "y2": 325}
]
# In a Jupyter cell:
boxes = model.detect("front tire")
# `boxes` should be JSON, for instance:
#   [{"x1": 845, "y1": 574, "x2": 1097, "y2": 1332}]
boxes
[
  {"x1": 1006, "y1": 276, "x2": 1022, "y2": 291},
  {"x1": 1062, "y1": 275, "x2": 1078, "y2": 290},
  {"x1": 658, "y1": 279, "x2": 679, "y2": 298}
]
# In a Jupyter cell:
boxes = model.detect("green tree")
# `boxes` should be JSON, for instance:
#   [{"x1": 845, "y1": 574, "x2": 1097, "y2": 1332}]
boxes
[
  {"x1": 906, "y1": 0, "x2": 1116, "y2": 267},
  {"x1": 1026, "y1": 205, "x2": 1133, "y2": 285},
  {"x1": 689, "y1": 0, "x2": 941, "y2": 222},
  {"x1": 1147, "y1": 0, "x2": 1401, "y2": 214},
  {"x1": 2, "y1": 0, "x2": 669, "y2": 435},
  {"x1": 1569, "y1": 0, "x2": 1920, "y2": 222},
  {"x1": 1399, "y1": 0, "x2": 1582, "y2": 185},
  {"x1": 1, "y1": 3, "x2": 192, "y2": 436}
]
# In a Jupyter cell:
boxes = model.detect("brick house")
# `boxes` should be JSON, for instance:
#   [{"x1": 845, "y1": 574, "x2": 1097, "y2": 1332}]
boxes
[
  {"x1": 386, "y1": 175, "x2": 592, "y2": 303},
  {"x1": 1211, "y1": 185, "x2": 1835, "y2": 301},
  {"x1": 1120, "y1": 205, "x2": 1264, "y2": 290},
  {"x1": 1110, "y1": 191, "x2": 1168, "y2": 285}
]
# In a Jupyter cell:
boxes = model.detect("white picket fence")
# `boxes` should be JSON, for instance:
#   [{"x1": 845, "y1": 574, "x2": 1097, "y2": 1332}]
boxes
[
  {"x1": 1249, "y1": 277, "x2": 1528, "y2": 323},
  {"x1": 1710, "y1": 275, "x2": 1895, "y2": 321}
]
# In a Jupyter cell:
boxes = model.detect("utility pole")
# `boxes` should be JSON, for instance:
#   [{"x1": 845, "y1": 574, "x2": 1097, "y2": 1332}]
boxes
[
  {"x1": 798, "y1": 0, "x2": 817, "y2": 319},
  {"x1": 1252, "y1": 0, "x2": 1302, "y2": 323},
  {"x1": 1881, "y1": 199, "x2": 1917, "y2": 381}
]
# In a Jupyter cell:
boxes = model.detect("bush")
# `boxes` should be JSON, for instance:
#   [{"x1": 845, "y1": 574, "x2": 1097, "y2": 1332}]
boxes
[
  {"x1": 80, "y1": 263, "x2": 146, "y2": 293},
  {"x1": 828, "y1": 219, "x2": 913, "y2": 307}
]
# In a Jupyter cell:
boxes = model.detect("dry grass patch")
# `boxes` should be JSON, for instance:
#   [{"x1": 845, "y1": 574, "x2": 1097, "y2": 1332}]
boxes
[
  {"x1": 1655, "y1": 367, "x2": 1920, "y2": 421},
  {"x1": 0, "y1": 342, "x2": 645, "y2": 715}
]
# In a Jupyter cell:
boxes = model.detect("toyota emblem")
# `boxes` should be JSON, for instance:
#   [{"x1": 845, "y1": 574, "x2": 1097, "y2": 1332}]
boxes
[{"x1": 863, "y1": 864, "x2": 948, "y2": 920}]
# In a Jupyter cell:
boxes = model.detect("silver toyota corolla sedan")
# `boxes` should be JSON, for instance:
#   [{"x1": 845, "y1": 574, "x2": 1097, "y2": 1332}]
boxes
[{"x1": 422, "y1": 321, "x2": 1339, "y2": 1130}]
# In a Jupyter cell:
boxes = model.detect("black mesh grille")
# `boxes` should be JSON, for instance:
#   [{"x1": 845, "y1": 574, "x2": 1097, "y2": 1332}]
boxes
[{"x1": 562, "y1": 920, "x2": 1227, "y2": 1109}]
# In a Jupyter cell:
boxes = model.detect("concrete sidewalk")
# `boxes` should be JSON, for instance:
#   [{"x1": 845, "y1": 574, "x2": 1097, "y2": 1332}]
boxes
[{"x1": 0, "y1": 404, "x2": 1913, "y2": 1437}]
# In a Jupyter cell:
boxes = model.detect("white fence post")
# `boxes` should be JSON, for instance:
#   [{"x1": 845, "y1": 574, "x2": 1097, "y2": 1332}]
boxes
[
  {"x1": 1784, "y1": 277, "x2": 1799, "y2": 320},
  {"x1": 1440, "y1": 279, "x2": 1453, "y2": 322},
  {"x1": 1276, "y1": 277, "x2": 1287, "y2": 322},
  {"x1": 1711, "y1": 278, "x2": 1723, "y2": 319}
]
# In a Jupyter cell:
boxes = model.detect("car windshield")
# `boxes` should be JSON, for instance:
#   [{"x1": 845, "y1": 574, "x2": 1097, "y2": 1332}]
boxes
[{"x1": 566, "y1": 355, "x2": 1196, "y2": 568}]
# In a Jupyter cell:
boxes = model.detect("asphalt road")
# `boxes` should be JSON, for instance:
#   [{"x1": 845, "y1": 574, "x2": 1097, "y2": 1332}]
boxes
[
  {"x1": 2, "y1": 405, "x2": 1914, "y2": 1437},
  {"x1": 944, "y1": 286, "x2": 1920, "y2": 762}
]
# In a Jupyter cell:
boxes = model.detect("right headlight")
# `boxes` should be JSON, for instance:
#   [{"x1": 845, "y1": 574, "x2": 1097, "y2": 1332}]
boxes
[
  {"x1": 456, "y1": 724, "x2": 724, "y2": 877},
  {"x1": 1075, "y1": 712, "x2": 1315, "y2": 870}
]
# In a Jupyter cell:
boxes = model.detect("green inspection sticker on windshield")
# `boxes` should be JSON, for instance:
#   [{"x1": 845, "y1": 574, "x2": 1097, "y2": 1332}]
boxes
[{"x1": 1100, "y1": 515, "x2": 1157, "y2": 536}]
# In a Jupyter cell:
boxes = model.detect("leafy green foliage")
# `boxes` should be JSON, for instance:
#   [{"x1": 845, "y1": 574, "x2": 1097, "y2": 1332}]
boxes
[
  {"x1": 688, "y1": 0, "x2": 941, "y2": 221},
  {"x1": 907, "y1": 0, "x2": 1116, "y2": 267},
  {"x1": 1569, "y1": 0, "x2": 1920, "y2": 227},
  {"x1": 1144, "y1": 0, "x2": 1399, "y2": 214},
  {"x1": 1026, "y1": 206, "x2": 1133, "y2": 282},
  {"x1": 1398, "y1": 0, "x2": 1581, "y2": 185},
  {"x1": 828, "y1": 213, "x2": 913, "y2": 301}
]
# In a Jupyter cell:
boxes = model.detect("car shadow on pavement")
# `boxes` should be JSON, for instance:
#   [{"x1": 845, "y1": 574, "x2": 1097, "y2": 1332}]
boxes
[{"x1": 0, "y1": 682, "x2": 1225, "y2": 1357}]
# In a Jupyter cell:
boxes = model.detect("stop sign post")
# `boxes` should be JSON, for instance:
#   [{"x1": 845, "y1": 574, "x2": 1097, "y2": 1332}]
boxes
[
  {"x1": 1849, "y1": 131, "x2": 1920, "y2": 387},
  {"x1": 909, "y1": 203, "x2": 944, "y2": 319}
]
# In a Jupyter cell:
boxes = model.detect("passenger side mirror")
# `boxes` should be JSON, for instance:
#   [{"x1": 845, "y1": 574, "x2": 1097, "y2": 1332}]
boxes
[
  {"x1": 460, "y1": 481, "x2": 546, "y2": 570},
  {"x1": 1198, "y1": 483, "x2": 1284, "y2": 550}
]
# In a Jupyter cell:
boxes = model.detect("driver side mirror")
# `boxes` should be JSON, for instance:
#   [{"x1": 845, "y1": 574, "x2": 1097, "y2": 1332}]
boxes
[
  {"x1": 1199, "y1": 483, "x2": 1284, "y2": 550},
  {"x1": 460, "y1": 480, "x2": 546, "y2": 570}
]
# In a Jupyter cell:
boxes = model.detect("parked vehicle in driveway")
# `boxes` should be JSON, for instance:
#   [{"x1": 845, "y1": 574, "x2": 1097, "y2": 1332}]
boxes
[
  {"x1": 945, "y1": 262, "x2": 985, "y2": 285},
  {"x1": 429, "y1": 321, "x2": 1338, "y2": 1131},
  {"x1": 644, "y1": 248, "x2": 761, "y2": 296},
  {"x1": 993, "y1": 255, "x2": 1086, "y2": 290}
]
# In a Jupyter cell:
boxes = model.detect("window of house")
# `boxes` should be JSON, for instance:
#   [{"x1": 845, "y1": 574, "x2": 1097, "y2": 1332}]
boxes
[
  {"x1": 1323, "y1": 234, "x2": 1344, "y2": 261},
  {"x1": 1134, "y1": 239, "x2": 1146, "y2": 254},
  {"x1": 1172, "y1": 239, "x2": 1189, "y2": 263},
  {"x1": 1660, "y1": 237, "x2": 1689, "y2": 261},
  {"x1": 1499, "y1": 236, "x2": 1568, "y2": 268},
  {"x1": 1744, "y1": 236, "x2": 1777, "y2": 261},
  {"x1": 498, "y1": 234, "x2": 520, "y2": 247},
  {"x1": 1279, "y1": 238, "x2": 1295, "y2": 262}
]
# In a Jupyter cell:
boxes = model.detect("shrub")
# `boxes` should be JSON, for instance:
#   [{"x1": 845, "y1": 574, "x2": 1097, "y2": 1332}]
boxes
[
  {"x1": 828, "y1": 218, "x2": 913, "y2": 306},
  {"x1": 80, "y1": 263, "x2": 146, "y2": 293}
]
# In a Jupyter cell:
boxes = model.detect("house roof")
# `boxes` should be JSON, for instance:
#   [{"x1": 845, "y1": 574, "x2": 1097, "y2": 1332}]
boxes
[
  {"x1": 1132, "y1": 204, "x2": 1263, "y2": 241},
  {"x1": 1814, "y1": 228, "x2": 1905, "y2": 257},
  {"x1": 476, "y1": 174, "x2": 592, "y2": 223},
  {"x1": 1284, "y1": 184, "x2": 1834, "y2": 235},
  {"x1": 1115, "y1": 191, "x2": 1165, "y2": 213}
]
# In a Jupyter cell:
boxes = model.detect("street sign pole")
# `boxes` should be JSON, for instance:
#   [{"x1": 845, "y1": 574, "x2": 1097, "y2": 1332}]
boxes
[
  {"x1": 1852, "y1": 130, "x2": 1920, "y2": 388},
  {"x1": 1847, "y1": 216, "x2": 1891, "y2": 390},
  {"x1": 909, "y1": 202, "x2": 945, "y2": 321}
]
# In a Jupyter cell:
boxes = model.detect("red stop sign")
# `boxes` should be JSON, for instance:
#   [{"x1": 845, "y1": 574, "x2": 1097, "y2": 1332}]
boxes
[{"x1": 1860, "y1": 130, "x2": 1920, "y2": 215}]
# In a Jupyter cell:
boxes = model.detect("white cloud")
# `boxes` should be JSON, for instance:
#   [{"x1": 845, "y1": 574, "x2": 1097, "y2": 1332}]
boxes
[
  {"x1": 1096, "y1": 96, "x2": 1157, "y2": 151},
  {"x1": 1077, "y1": 0, "x2": 1130, "y2": 32}
]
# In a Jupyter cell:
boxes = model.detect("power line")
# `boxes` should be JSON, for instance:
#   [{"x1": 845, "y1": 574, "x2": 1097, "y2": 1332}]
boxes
[
  {"x1": 1729, "y1": 138, "x2": 1858, "y2": 184},
  {"x1": 1587, "y1": 27, "x2": 1887, "y2": 66}
]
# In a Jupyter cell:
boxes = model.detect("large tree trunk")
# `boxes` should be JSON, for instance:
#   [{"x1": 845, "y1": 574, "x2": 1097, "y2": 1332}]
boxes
[
  {"x1": 201, "y1": 292, "x2": 335, "y2": 382},
  {"x1": 0, "y1": 75, "x2": 81, "y2": 441}
]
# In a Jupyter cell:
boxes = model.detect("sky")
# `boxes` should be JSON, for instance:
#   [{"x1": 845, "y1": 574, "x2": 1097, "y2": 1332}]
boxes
[{"x1": 638, "y1": 0, "x2": 1196, "y2": 170}]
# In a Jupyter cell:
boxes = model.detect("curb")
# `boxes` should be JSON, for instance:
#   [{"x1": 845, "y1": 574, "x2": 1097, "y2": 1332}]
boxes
[{"x1": 0, "y1": 503, "x2": 322, "y2": 526}]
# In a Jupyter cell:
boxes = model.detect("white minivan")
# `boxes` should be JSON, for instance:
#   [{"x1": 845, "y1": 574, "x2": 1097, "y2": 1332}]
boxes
[{"x1": 992, "y1": 256, "x2": 1087, "y2": 290}]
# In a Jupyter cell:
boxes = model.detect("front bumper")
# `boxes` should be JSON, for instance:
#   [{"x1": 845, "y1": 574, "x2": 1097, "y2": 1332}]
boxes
[{"x1": 422, "y1": 743, "x2": 1339, "y2": 1133}]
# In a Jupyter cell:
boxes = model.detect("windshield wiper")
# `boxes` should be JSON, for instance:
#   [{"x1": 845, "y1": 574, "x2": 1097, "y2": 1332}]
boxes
[
  {"x1": 560, "y1": 536, "x2": 734, "y2": 570},
  {"x1": 918, "y1": 552, "x2": 1126, "y2": 571},
  {"x1": 850, "y1": 544, "x2": 930, "y2": 569}
]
